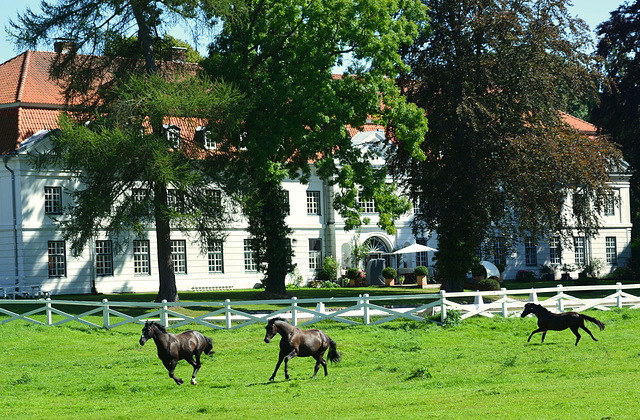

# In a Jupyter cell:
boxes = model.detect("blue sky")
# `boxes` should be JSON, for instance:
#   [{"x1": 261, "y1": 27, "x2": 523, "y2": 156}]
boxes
[{"x1": 0, "y1": 0, "x2": 629, "y2": 64}]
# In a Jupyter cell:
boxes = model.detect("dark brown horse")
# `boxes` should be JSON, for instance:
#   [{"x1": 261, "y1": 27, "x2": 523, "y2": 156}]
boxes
[
  {"x1": 139, "y1": 321, "x2": 214, "y2": 385},
  {"x1": 520, "y1": 302, "x2": 605, "y2": 346},
  {"x1": 264, "y1": 317, "x2": 341, "y2": 381}
]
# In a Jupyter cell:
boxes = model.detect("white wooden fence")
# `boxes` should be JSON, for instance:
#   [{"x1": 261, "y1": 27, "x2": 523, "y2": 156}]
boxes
[{"x1": 1, "y1": 283, "x2": 639, "y2": 330}]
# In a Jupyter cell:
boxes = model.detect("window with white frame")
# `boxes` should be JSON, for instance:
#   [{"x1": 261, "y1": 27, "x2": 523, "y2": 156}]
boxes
[
  {"x1": 357, "y1": 192, "x2": 376, "y2": 213},
  {"x1": 493, "y1": 237, "x2": 506, "y2": 266},
  {"x1": 207, "y1": 189, "x2": 222, "y2": 208},
  {"x1": 416, "y1": 238, "x2": 429, "y2": 266},
  {"x1": 306, "y1": 191, "x2": 321, "y2": 215},
  {"x1": 208, "y1": 240, "x2": 224, "y2": 273},
  {"x1": 549, "y1": 237, "x2": 561, "y2": 264},
  {"x1": 524, "y1": 237, "x2": 537, "y2": 267},
  {"x1": 244, "y1": 239, "x2": 257, "y2": 271},
  {"x1": 196, "y1": 128, "x2": 217, "y2": 150},
  {"x1": 96, "y1": 240, "x2": 113, "y2": 276},
  {"x1": 606, "y1": 237, "x2": 617, "y2": 265},
  {"x1": 171, "y1": 240, "x2": 187, "y2": 274},
  {"x1": 166, "y1": 125, "x2": 181, "y2": 148},
  {"x1": 308, "y1": 238, "x2": 322, "y2": 270},
  {"x1": 413, "y1": 196, "x2": 422, "y2": 215},
  {"x1": 45, "y1": 186, "x2": 62, "y2": 214},
  {"x1": 133, "y1": 240, "x2": 151, "y2": 275},
  {"x1": 167, "y1": 189, "x2": 184, "y2": 212},
  {"x1": 574, "y1": 236, "x2": 585, "y2": 266},
  {"x1": 282, "y1": 190, "x2": 290, "y2": 216},
  {"x1": 48, "y1": 241, "x2": 66, "y2": 277},
  {"x1": 604, "y1": 192, "x2": 616, "y2": 216}
]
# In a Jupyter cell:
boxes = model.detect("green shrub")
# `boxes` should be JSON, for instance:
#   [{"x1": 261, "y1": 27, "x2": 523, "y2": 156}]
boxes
[
  {"x1": 346, "y1": 268, "x2": 360, "y2": 279},
  {"x1": 414, "y1": 266, "x2": 429, "y2": 276},
  {"x1": 382, "y1": 267, "x2": 397, "y2": 279},
  {"x1": 515, "y1": 270, "x2": 536, "y2": 283},
  {"x1": 608, "y1": 266, "x2": 636, "y2": 280},
  {"x1": 321, "y1": 256, "x2": 338, "y2": 281},
  {"x1": 316, "y1": 270, "x2": 329, "y2": 281},
  {"x1": 477, "y1": 278, "x2": 500, "y2": 291}
]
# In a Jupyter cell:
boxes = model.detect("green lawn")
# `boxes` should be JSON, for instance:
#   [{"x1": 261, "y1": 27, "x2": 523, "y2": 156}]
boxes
[{"x1": 2, "y1": 306, "x2": 640, "y2": 419}]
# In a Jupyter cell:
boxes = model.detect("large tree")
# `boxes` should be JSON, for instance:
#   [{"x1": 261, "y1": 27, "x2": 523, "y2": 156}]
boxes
[
  {"x1": 592, "y1": 1, "x2": 640, "y2": 267},
  {"x1": 10, "y1": 0, "x2": 243, "y2": 302},
  {"x1": 204, "y1": 0, "x2": 429, "y2": 296},
  {"x1": 392, "y1": 0, "x2": 623, "y2": 291}
]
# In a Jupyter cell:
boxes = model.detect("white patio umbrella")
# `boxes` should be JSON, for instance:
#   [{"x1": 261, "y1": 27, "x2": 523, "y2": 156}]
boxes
[
  {"x1": 479, "y1": 261, "x2": 500, "y2": 278},
  {"x1": 392, "y1": 243, "x2": 438, "y2": 254}
]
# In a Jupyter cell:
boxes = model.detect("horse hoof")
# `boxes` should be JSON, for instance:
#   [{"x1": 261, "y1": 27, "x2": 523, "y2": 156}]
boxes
[{"x1": 191, "y1": 379, "x2": 197, "y2": 385}]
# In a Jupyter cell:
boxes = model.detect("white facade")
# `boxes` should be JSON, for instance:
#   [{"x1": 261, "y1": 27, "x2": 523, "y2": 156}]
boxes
[{"x1": 0, "y1": 129, "x2": 632, "y2": 296}]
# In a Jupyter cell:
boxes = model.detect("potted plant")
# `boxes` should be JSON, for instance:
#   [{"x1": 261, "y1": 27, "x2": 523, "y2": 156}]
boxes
[
  {"x1": 382, "y1": 267, "x2": 397, "y2": 286},
  {"x1": 539, "y1": 263, "x2": 558, "y2": 282},
  {"x1": 346, "y1": 268, "x2": 360, "y2": 287},
  {"x1": 414, "y1": 266, "x2": 429, "y2": 288},
  {"x1": 560, "y1": 263, "x2": 575, "y2": 282}
]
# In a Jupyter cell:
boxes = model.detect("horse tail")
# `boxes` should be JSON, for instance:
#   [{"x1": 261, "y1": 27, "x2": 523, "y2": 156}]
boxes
[
  {"x1": 327, "y1": 339, "x2": 342, "y2": 363},
  {"x1": 204, "y1": 336, "x2": 215, "y2": 355},
  {"x1": 581, "y1": 314, "x2": 605, "y2": 331}
]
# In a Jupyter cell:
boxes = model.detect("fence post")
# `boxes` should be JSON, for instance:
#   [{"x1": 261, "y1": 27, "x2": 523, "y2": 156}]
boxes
[
  {"x1": 362, "y1": 294, "x2": 370, "y2": 325},
  {"x1": 616, "y1": 282, "x2": 623, "y2": 308},
  {"x1": 474, "y1": 292, "x2": 484, "y2": 308},
  {"x1": 501, "y1": 288, "x2": 508, "y2": 317},
  {"x1": 440, "y1": 289, "x2": 447, "y2": 322},
  {"x1": 225, "y1": 299, "x2": 232, "y2": 329},
  {"x1": 291, "y1": 297, "x2": 298, "y2": 326},
  {"x1": 46, "y1": 298, "x2": 52, "y2": 326},
  {"x1": 528, "y1": 288, "x2": 538, "y2": 303},
  {"x1": 160, "y1": 300, "x2": 168, "y2": 327},
  {"x1": 102, "y1": 299, "x2": 110, "y2": 329},
  {"x1": 557, "y1": 284, "x2": 564, "y2": 312}
]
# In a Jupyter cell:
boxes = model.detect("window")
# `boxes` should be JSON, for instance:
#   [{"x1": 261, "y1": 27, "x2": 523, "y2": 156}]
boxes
[
  {"x1": 196, "y1": 128, "x2": 217, "y2": 150},
  {"x1": 132, "y1": 188, "x2": 151, "y2": 214},
  {"x1": 524, "y1": 237, "x2": 537, "y2": 267},
  {"x1": 493, "y1": 237, "x2": 506, "y2": 266},
  {"x1": 48, "y1": 241, "x2": 66, "y2": 277},
  {"x1": 549, "y1": 237, "x2": 561, "y2": 265},
  {"x1": 413, "y1": 196, "x2": 422, "y2": 215},
  {"x1": 282, "y1": 190, "x2": 290, "y2": 216},
  {"x1": 45, "y1": 186, "x2": 62, "y2": 214},
  {"x1": 574, "y1": 236, "x2": 585, "y2": 266},
  {"x1": 573, "y1": 193, "x2": 586, "y2": 215},
  {"x1": 306, "y1": 191, "x2": 321, "y2": 215},
  {"x1": 604, "y1": 192, "x2": 616, "y2": 216},
  {"x1": 357, "y1": 192, "x2": 376, "y2": 213},
  {"x1": 133, "y1": 240, "x2": 151, "y2": 275},
  {"x1": 308, "y1": 239, "x2": 322, "y2": 270},
  {"x1": 167, "y1": 189, "x2": 184, "y2": 212},
  {"x1": 171, "y1": 240, "x2": 187, "y2": 274},
  {"x1": 244, "y1": 239, "x2": 257, "y2": 271},
  {"x1": 207, "y1": 189, "x2": 222, "y2": 208},
  {"x1": 208, "y1": 240, "x2": 224, "y2": 273},
  {"x1": 166, "y1": 125, "x2": 181, "y2": 148},
  {"x1": 416, "y1": 238, "x2": 429, "y2": 267},
  {"x1": 606, "y1": 237, "x2": 617, "y2": 265},
  {"x1": 96, "y1": 240, "x2": 113, "y2": 276}
]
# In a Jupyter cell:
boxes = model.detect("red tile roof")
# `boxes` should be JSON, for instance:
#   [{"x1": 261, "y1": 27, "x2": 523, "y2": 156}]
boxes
[{"x1": 0, "y1": 50, "x2": 604, "y2": 154}]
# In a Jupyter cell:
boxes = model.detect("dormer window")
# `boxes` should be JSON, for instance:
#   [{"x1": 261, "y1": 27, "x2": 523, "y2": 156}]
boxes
[
  {"x1": 196, "y1": 127, "x2": 217, "y2": 150},
  {"x1": 164, "y1": 125, "x2": 181, "y2": 148}
]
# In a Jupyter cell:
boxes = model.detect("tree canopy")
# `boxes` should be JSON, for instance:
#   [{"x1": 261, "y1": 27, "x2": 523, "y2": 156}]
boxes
[
  {"x1": 204, "y1": 0, "x2": 429, "y2": 295},
  {"x1": 592, "y1": 0, "x2": 640, "y2": 268},
  {"x1": 393, "y1": 0, "x2": 623, "y2": 291}
]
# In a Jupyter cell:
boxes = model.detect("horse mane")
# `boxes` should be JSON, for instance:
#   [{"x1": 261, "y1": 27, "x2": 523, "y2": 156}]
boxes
[
  {"x1": 526, "y1": 303, "x2": 551, "y2": 314},
  {"x1": 267, "y1": 317, "x2": 287, "y2": 325},
  {"x1": 148, "y1": 321, "x2": 168, "y2": 333}
]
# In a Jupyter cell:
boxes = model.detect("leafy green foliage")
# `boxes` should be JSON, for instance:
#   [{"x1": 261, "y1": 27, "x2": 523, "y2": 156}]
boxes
[
  {"x1": 204, "y1": 0, "x2": 429, "y2": 294},
  {"x1": 382, "y1": 267, "x2": 397, "y2": 279},
  {"x1": 413, "y1": 266, "x2": 428, "y2": 276},
  {"x1": 393, "y1": 0, "x2": 623, "y2": 291}
]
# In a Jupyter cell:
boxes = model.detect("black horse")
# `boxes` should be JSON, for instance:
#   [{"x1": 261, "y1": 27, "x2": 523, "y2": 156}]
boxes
[
  {"x1": 264, "y1": 317, "x2": 341, "y2": 381},
  {"x1": 520, "y1": 302, "x2": 605, "y2": 346},
  {"x1": 139, "y1": 321, "x2": 214, "y2": 385}
]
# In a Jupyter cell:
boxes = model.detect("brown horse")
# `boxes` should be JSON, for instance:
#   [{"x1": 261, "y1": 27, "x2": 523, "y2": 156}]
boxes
[
  {"x1": 264, "y1": 317, "x2": 341, "y2": 381},
  {"x1": 520, "y1": 303, "x2": 605, "y2": 346},
  {"x1": 139, "y1": 321, "x2": 214, "y2": 385}
]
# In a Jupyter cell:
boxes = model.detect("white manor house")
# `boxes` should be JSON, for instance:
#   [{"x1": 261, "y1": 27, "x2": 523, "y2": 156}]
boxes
[{"x1": 0, "y1": 50, "x2": 633, "y2": 296}]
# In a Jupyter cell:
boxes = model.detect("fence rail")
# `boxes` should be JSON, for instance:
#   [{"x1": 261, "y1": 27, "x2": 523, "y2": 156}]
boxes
[{"x1": 1, "y1": 283, "x2": 639, "y2": 330}]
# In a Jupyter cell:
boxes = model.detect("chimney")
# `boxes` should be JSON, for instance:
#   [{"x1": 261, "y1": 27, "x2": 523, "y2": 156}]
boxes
[{"x1": 54, "y1": 41, "x2": 76, "y2": 54}]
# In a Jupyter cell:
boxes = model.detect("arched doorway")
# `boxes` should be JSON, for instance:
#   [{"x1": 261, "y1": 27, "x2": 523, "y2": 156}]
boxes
[{"x1": 363, "y1": 236, "x2": 392, "y2": 268}]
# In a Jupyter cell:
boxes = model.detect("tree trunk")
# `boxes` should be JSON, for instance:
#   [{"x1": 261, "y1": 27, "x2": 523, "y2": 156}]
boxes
[{"x1": 154, "y1": 184, "x2": 179, "y2": 303}]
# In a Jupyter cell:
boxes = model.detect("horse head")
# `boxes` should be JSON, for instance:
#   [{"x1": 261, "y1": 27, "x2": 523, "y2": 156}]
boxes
[
  {"x1": 521, "y1": 303, "x2": 537, "y2": 318},
  {"x1": 264, "y1": 318, "x2": 284, "y2": 343},
  {"x1": 139, "y1": 321, "x2": 156, "y2": 346}
]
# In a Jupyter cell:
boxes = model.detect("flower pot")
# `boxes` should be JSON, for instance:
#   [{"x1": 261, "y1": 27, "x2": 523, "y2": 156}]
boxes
[
  {"x1": 416, "y1": 275, "x2": 428, "y2": 288},
  {"x1": 385, "y1": 278, "x2": 395, "y2": 286}
]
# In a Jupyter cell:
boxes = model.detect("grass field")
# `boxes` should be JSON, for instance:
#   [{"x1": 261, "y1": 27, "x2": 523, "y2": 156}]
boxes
[{"x1": 2, "y1": 302, "x2": 640, "y2": 419}]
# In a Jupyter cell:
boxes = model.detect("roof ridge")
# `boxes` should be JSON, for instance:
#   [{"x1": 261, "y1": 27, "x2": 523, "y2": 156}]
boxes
[{"x1": 16, "y1": 50, "x2": 32, "y2": 103}]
